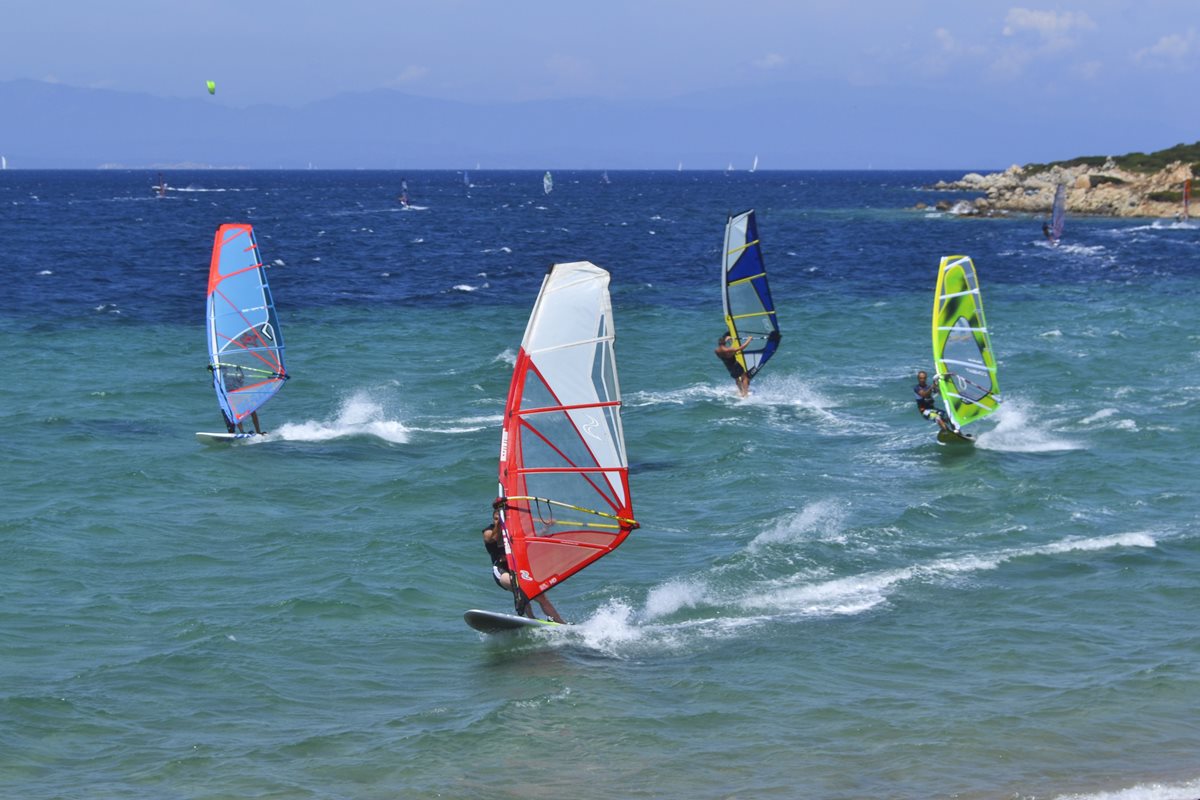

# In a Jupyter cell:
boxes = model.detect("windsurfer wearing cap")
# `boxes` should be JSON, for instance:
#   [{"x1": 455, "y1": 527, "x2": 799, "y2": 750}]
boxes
[{"x1": 484, "y1": 499, "x2": 565, "y2": 623}]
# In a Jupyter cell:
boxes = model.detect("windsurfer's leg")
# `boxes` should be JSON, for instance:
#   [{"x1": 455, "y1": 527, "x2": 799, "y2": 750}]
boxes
[
  {"x1": 251, "y1": 411, "x2": 263, "y2": 434},
  {"x1": 535, "y1": 594, "x2": 564, "y2": 624}
]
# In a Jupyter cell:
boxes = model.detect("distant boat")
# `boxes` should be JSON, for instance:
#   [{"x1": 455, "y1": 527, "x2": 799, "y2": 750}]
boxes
[
  {"x1": 601, "y1": 171, "x2": 611, "y2": 185},
  {"x1": 463, "y1": 170, "x2": 471, "y2": 188},
  {"x1": 749, "y1": 155, "x2": 758, "y2": 173},
  {"x1": 1, "y1": 155, "x2": 6, "y2": 170},
  {"x1": 677, "y1": 161, "x2": 683, "y2": 172},
  {"x1": 725, "y1": 162, "x2": 733, "y2": 175},
  {"x1": 543, "y1": 171, "x2": 553, "y2": 194},
  {"x1": 1049, "y1": 184, "x2": 1066, "y2": 245},
  {"x1": 931, "y1": 255, "x2": 1000, "y2": 444}
]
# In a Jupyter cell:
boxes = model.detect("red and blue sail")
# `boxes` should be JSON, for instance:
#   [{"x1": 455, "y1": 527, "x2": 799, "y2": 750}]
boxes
[{"x1": 205, "y1": 224, "x2": 288, "y2": 426}]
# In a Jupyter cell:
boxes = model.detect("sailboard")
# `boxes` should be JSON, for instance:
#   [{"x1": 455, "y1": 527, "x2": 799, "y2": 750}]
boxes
[
  {"x1": 931, "y1": 255, "x2": 1000, "y2": 440},
  {"x1": 1050, "y1": 184, "x2": 1066, "y2": 244},
  {"x1": 200, "y1": 223, "x2": 288, "y2": 440},
  {"x1": 478, "y1": 261, "x2": 639, "y2": 629},
  {"x1": 1184, "y1": 178, "x2": 1191, "y2": 221},
  {"x1": 721, "y1": 209, "x2": 781, "y2": 378},
  {"x1": 543, "y1": 171, "x2": 554, "y2": 195},
  {"x1": 750, "y1": 155, "x2": 758, "y2": 173},
  {"x1": 464, "y1": 609, "x2": 564, "y2": 634}
]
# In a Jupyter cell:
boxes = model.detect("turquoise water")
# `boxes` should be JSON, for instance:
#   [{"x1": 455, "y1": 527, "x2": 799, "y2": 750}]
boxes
[{"x1": 2, "y1": 170, "x2": 1199, "y2": 800}]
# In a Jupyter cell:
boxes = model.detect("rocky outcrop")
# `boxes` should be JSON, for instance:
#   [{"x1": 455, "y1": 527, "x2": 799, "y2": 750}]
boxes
[{"x1": 930, "y1": 160, "x2": 1194, "y2": 218}]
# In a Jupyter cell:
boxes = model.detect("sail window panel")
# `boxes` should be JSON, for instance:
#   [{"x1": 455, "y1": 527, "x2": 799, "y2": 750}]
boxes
[
  {"x1": 520, "y1": 469, "x2": 622, "y2": 518},
  {"x1": 941, "y1": 318, "x2": 993, "y2": 397},
  {"x1": 519, "y1": 367, "x2": 558, "y2": 412},
  {"x1": 520, "y1": 409, "x2": 605, "y2": 471},
  {"x1": 532, "y1": 344, "x2": 603, "y2": 409},
  {"x1": 524, "y1": 540, "x2": 601, "y2": 586}
]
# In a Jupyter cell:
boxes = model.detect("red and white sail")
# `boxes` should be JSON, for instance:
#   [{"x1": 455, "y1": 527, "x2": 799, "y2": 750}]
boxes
[{"x1": 498, "y1": 262, "x2": 638, "y2": 602}]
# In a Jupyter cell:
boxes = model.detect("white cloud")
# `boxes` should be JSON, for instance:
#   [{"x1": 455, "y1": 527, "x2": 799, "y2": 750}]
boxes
[
  {"x1": 1134, "y1": 29, "x2": 1197, "y2": 67},
  {"x1": 1003, "y1": 8, "x2": 1096, "y2": 40},
  {"x1": 390, "y1": 65, "x2": 429, "y2": 85},
  {"x1": 1070, "y1": 60, "x2": 1103, "y2": 80},
  {"x1": 753, "y1": 52, "x2": 787, "y2": 70}
]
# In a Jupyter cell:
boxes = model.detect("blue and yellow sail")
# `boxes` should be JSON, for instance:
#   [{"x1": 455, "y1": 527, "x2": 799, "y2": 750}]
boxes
[
  {"x1": 721, "y1": 209, "x2": 781, "y2": 377},
  {"x1": 932, "y1": 255, "x2": 999, "y2": 429}
]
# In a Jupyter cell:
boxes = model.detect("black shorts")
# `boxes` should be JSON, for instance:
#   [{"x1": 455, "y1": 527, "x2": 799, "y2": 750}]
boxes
[
  {"x1": 492, "y1": 564, "x2": 510, "y2": 587},
  {"x1": 722, "y1": 358, "x2": 745, "y2": 379}
]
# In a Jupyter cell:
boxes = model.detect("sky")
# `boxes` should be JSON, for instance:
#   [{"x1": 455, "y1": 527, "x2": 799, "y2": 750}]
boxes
[{"x1": 2, "y1": 1, "x2": 1198, "y2": 167}]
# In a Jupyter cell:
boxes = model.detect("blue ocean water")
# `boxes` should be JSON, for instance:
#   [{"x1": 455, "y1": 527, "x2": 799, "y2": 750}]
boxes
[{"x1": 2, "y1": 169, "x2": 1198, "y2": 800}]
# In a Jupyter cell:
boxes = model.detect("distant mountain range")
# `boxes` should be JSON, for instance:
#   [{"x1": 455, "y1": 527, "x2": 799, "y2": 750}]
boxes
[{"x1": 0, "y1": 78, "x2": 1192, "y2": 170}]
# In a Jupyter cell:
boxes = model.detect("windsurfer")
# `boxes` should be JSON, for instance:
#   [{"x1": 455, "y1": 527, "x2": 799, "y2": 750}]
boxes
[
  {"x1": 1042, "y1": 222, "x2": 1052, "y2": 240},
  {"x1": 219, "y1": 364, "x2": 265, "y2": 435},
  {"x1": 715, "y1": 333, "x2": 752, "y2": 397},
  {"x1": 484, "y1": 503, "x2": 564, "y2": 623},
  {"x1": 914, "y1": 370, "x2": 953, "y2": 433}
]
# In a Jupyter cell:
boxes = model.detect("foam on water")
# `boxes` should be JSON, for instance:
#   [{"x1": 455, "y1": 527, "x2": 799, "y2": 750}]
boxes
[
  {"x1": 1052, "y1": 777, "x2": 1200, "y2": 800},
  {"x1": 273, "y1": 389, "x2": 410, "y2": 443},
  {"x1": 975, "y1": 398, "x2": 1085, "y2": 452}
]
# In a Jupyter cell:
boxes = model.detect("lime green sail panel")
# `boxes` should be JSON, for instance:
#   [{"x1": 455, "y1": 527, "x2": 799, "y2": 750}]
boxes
[{"x1": 932, "y1": 255, "x2": 1000, "y2": 429}]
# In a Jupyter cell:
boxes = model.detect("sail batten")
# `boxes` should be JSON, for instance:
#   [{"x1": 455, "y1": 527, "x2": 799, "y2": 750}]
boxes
[
  {"x1": 499, "y1": 261, "x2": 637, "y2": 602},
  {"x1": 932, "y1": 255, "x2": 1000, "y2": 430},
  {"x1": 721, "y1": 209, "x2": 781, "y2": 378},
  {"x1": 205, "y1": 224, "x2": 288, "y2": 426}
]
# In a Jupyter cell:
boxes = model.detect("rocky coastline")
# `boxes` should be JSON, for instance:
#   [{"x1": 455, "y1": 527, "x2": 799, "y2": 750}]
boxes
[{"x1": 919, "y1": 155, "x2": 1195, "y2": 218}]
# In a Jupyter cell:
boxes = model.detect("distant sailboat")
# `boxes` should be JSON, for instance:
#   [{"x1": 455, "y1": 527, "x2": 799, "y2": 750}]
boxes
[
  {"x1": 601, "y1": 171, "x2": 611, "y2": 185},
  {"x1": 463, "y1": 170, "x2": 471, "y2": 188},
  {"x1": 749, "y1": 155, "x2": 758, "y2": 173},
  {"x1": 725, "y1": 162, "x2": 734, "y2": 175},
  {"x1": 398, "y1": 178, "x2": 410, "y2": 208},
  {"x1": 1049, "y1": 184, "x2": 1066, "y2": 245},
  {"x1": 1184, "y1": 178, "x2": 1191, "y2": 221},
  {"x1": 677, "y1": 161, "x2": 683, "y2": 172},
  {"x1": 543, "y1": 171, "x2": 553, "y2": 194},
  {"x1": 1, "y1": 155, "x2": 6, "y2": 170}
]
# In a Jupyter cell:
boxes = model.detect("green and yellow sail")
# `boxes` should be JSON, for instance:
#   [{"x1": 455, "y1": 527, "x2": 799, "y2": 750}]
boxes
[{"x1": 932, "y1": 255, "x2": 1000, "y2": 429}]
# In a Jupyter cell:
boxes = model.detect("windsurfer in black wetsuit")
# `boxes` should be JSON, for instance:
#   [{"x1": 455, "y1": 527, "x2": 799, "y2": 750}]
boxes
[
  {"x1": 914, "y1": 370, "x2": 954, "y2": 433},
  {"x1": 715, "y1": 333, "x2": 753, "y2": 397},
  {"x1": 483, "y1": 501, "x2": 564, "y2": 623}
]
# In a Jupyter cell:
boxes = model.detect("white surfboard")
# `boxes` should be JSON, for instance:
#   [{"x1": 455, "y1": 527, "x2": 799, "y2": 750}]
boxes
[
  {"x1": 195, "y1": 431, "x2": 259, "y2": 444},
  {"x1": 464, "y1": 609, "x2": 565, "y2": 634}
]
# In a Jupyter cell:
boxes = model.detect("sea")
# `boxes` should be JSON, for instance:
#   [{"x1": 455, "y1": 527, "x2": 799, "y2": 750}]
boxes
[{"x1": 2, "y1": 169, "x2": 1198, "y2": 800}]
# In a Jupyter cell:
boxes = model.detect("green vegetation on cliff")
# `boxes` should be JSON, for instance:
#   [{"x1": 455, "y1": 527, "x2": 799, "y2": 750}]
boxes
[{"x1": 1027, "y1": 141, "x2": 1200, "y2": 175}]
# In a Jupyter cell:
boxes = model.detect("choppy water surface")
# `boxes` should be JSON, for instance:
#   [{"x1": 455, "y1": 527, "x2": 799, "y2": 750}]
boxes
[{"x1": 2, "y1": 170, "x2": 1198, "y2": 800}]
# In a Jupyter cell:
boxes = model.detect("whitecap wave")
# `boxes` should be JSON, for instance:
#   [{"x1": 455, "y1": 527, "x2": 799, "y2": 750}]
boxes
[
  {"x1": 273, "y1": 390, "x2": 409, "y2": 443},
  {"x1": 974, "y1": 399, "x2": 1085, "y2": 452}
]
